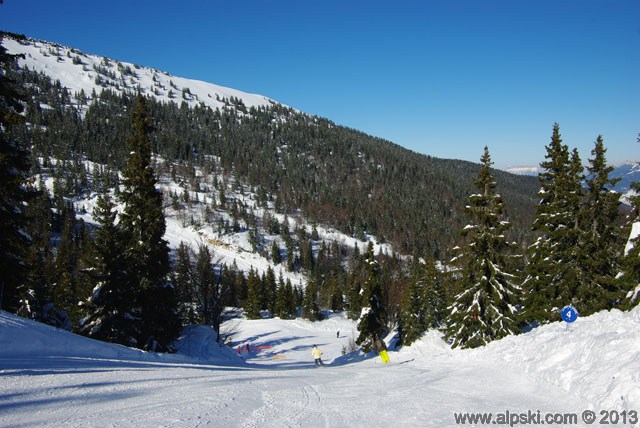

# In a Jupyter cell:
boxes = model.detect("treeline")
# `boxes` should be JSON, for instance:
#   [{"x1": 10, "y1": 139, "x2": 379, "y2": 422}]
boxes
[{"x1": 398, "y1": 132, "x2": 640, "y2": 349}]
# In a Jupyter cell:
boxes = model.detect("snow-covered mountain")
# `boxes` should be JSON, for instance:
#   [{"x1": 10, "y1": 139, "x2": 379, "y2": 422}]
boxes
[
  {"x1": 611, "y1": 161, "x2": 640, "y2": 195},
  {"x1": 4, "y1": 35, "x2": 395, "y2": 285},
  {"x1": 3, "y1": 36, "x2": 279, "y2": 113},
  {"x1": 506, "y1": 162, "x2": 640, "y2": 199},
  {"x1": 505, "y1": 165, "x2": 541, "y2": 176}
]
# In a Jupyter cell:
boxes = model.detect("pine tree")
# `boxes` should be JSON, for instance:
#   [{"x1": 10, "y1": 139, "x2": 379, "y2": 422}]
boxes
[
  {"x1": 244, "y1": 268, "x2": 262, "y2": 319},
  {"x1": 523, "y1": 124, "x2": 583, "y2": 323},
  {"x1": 21, "y1": 180, "x2": 54, "y2": 321},
  {"x1": 399, "y1": 266, "x2": 428, "y2": 347},
  {"x1": 50, "y1": 202, "x2": 86, "y2": 327},
  {"x1": 80, "y1": 194, "x2": 134, "y2": 345},
  {"x1": 400, "y1": 256, "x2": 446, "y2": 346},
  {"x1": 172, "y1": 242, "x2": 197, "y2": 324},
  {"x1": 0, "y1": 34, "x2": 32, "y2": 313},
  {"x1": 576, "y1": 136, "x2": 625, "y2": 313},
  {"x1": 118, "y1": 94, "x2": 179, "y2": 350},
  {"x1": 356, "y1": 242, "x2": 387, "y2": 352},
  {"x1": 422, "y1": 259, "x2": 446, "y2": 330},
  {"x1": 302, "y1": 279, "x2": 323, "y2": 321},
  {"x1": 264, "y1": 266, "x2": 277, "y2": 315},
  {"x1": 271, "y1": 240, "x2": 282, "y2": 264},
  {"x1": 274, "y1": 275, "x2": 289, "y2": 319},
  {"x1": 193, "y1": 244, "x2": 215, "y2": 325},
  {"x1": 444, "y1": 146, "x2": 521, "y2": 349}
]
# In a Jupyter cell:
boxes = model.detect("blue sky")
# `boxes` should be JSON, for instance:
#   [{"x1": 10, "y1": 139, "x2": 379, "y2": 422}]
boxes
[{"x1": 1, "y1": 0, "x2": 638, "y2": 169}]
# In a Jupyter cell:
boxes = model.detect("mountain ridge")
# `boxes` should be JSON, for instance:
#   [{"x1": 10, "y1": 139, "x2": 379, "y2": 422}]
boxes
[
  {"x1": 3, "y1": 35, "x2": 278, "y2": 113},
  {"x1": 3, "y1": 33, "x2": 541, "y2": 259}
]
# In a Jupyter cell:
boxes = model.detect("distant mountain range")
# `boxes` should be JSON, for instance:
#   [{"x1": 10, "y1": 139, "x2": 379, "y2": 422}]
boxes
[
  {"x1": 506, "y1": 163, "x2": 639, "y2": 196},
  {"x1": 610, "y1": 162, "x2": 640, "y2": 194}
]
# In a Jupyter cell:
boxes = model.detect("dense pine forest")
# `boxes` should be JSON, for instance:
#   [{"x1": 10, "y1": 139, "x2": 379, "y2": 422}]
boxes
[
  {"x1": 11, "y1": 60, "x2": 541, "y2": 258},
  {"x1": 1, "y1": 33, "x2": 638, "y2": 352}
]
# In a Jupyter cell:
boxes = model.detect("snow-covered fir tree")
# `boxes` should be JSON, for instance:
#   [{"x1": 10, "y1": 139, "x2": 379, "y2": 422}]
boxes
[
  {"x1": 302, "y1": 278, "x2": 323, "y2": 321},
  {"x1": 576, "y1": 136, "x2": 625, "y2": 313},
  {"x1": 356, "y1": 242, "x2": 387, "y2": 352},
  {"x1": 399, "y1": 256, "x2": 445, "y2": 346},
  {"x1": 80, "y1": 194, "x2": 133, "y2": 346},
  {"x1": 444, "y1": 146, "x2": 521, "y2": 349},
  {"x1": 244, "y1": 268, "x2": 262, "y2": 319},
  {"x1": 523, "y1": 124, "x2": 584, "y2": 323},
  {"x1": 117, "y1": 94, "x2": 180, "y2": 351}
]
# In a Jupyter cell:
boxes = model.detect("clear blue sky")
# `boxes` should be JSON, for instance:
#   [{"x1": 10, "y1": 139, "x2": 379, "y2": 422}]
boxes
[{"x1": 1, "y1": 0, "x2": 638, "y2": 169}]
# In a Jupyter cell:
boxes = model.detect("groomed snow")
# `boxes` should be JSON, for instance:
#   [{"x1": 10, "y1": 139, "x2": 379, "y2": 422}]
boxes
[{"x1": 1, "y1": 306, "x2": 638, "y2": 427}]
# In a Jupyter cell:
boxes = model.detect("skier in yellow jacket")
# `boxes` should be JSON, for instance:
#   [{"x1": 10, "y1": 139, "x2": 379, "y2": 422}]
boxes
[{"x1": 311, "y1": 344, "x2": 324, "y2": 366}]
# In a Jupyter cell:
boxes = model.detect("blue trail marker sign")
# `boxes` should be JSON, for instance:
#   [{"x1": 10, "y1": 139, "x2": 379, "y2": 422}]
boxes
[{"x1": 561, "y1": 305, "x2": 579, "y2": 323}]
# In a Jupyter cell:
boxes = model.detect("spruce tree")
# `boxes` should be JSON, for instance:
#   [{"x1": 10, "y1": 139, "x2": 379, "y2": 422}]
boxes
[
  {"x1": 302, "y1": 279, "x2": 323, "y2": 321},
  {"x1": 401, "y1": 256, "x2": 446, "y2": 346},
  {"x1": 193, "y1": 244, "x2": 215, "y2": 325},
  {"x1": 80, "y1": 194, "x2": 133, "y2": 345},
  {"x1": 172, "y1": 242, "x2": 197, "y2": 324},
  {"x1": 576, "y1": 136, "x2": 625, "y2": 313},
  {"x1": 118, "y1": 94, "x2": 179, "y2": 350},
  {"x1": 444, "y1": 147, "x2": 521, "y2": 349},
  {"x1": 399, "y1": 264, "x2": 428, "y2": 346},
  {"x1": 356, "y1": 242, "x2": 387, "y2": 352},
  {"x1": 0, "y1": 34, "x2": 32, "y2": 313},
  {"x1": 523, "y1": 124, "x2": 583, "y2": 323},
  {"x1": 244, "y1": 268, "x2": 262, "y2": 319},
  {"x1": 21, "y1": 181, "x2": 54, "y2": 321},
  {"x1": 50, "y1": 202, "x2": 86, "y2": 327}
]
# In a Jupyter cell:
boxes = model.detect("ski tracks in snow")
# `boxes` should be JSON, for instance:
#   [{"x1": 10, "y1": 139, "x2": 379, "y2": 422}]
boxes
[{"x1": 239, "y1": 378, "x2": 327, "y2": 428}]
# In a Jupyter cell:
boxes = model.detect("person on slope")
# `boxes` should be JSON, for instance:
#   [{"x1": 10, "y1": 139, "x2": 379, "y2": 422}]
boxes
[{"x1": 311, "y1": 344, "x2": 325, "y2": 367}]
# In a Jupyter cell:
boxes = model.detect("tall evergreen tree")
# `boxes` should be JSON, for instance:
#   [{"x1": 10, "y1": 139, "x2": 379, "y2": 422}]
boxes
[
  {"x1": 50, "y1": 202, "x2": 87, "y2": 327},
  {"x1": 523, "y1": 124, "x2": 583, "y2": 323},
  {"x1": 356, "y1": 242, "x2": 387, "y2": 352},
  {"x1": 444, "y1": 147, "x2": 521, "y2": 349},
  {"x1": 80, "y1": 194, "x2": 133, "y2": 345},
  {"x1": 399, "y1": 263, "x2": 428, "y2": 347},
  {"x1": 576, "y1": 136, "x2": 625, "y2": 313},
  {"x1": 118, "y1": 94, "x2": 179, "y2": 350},
  {"x1": 244, "y1": 268, "x2": 262, "y2": 319},
  {"x1": 172, "y1": 242, "x2": 197, "y2": 324},
  {"x1": 302, "y1": 278, "x2": 323, "y2": 321},
  {"x1": 193, "y1": 244, "x2": 215, "y2": 325},
  {"x1": 0, "y1": 33, "x2": 32, "y2": 313},
  {"x1": 400, "y1": 256, "x2": 446, "y2": 346},
  {"x1": 20, "y1": 180, "x2": 54, "y2": 321}
]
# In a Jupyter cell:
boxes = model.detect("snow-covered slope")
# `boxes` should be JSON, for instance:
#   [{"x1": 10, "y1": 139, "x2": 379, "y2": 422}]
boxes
[
  {"x1": 612, "y1": 162, "x2": 640, "y2": 197},
  {"x1": 1, "y1": 305, "x2": 639, "y2": 427},
  {"x1": 3, "y1": 36, "x2": 278, "y2": 112}
]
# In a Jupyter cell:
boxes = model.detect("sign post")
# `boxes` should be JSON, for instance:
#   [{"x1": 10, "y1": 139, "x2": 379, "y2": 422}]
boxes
[{"x1": 560, "y1": 305, "x2": 579, "y2": 331}]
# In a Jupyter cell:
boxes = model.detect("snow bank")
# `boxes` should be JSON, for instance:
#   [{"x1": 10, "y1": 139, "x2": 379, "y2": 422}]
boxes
[
  {"x1": 397, "y1": 305, "x2": 640, "y2": 411},
  {"x1": 462, "y1": 306, "x2": 640, "y2": 411},
  {"x1": 0, "y1": 310, "x2": 239, "y2": 366}
]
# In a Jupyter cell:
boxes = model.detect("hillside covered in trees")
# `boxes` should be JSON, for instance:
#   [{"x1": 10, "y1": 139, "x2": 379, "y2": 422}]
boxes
[
  {"x1": 2, "y1": 34, "x2": 638, "y2": 353},
  {"x1": 6, "y1": 34, "x2": 540, "y2": 258}
]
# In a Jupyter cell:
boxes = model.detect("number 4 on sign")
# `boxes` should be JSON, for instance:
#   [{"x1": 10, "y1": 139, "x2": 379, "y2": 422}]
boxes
[{"x1": 561, "y1": 305, "x2": 579, "y2": 331}]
